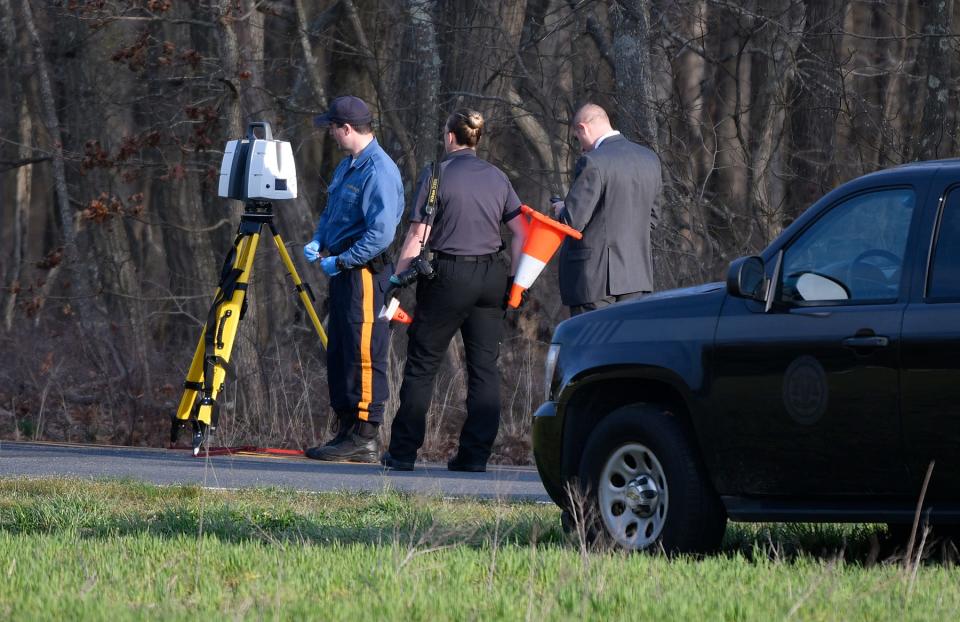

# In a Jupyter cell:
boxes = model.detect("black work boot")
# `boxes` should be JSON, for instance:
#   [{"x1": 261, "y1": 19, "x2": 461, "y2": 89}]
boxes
[
  {"x1": 323, "y1": 414, "x2": 354, "y2": 447},
  {"x1": 305, "y1": 421, "x2": 379, "y2": 463},
  {"x1": 304, "y1": 412, "x2": 353, "y2": 458}
]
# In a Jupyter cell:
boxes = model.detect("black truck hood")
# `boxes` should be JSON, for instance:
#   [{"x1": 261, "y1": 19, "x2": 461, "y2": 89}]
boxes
[
  {"x1": 644, "y1": 282, "x2": 724, "y2": 301},
  {"x1": 553, "y1": 282, "x2": 726, "y2": 345}
]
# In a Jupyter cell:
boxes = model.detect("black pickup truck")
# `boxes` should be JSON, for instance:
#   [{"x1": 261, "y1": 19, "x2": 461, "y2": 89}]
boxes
[{"x1": 532, "y1": 160, "x2": 960, "y2": 553}]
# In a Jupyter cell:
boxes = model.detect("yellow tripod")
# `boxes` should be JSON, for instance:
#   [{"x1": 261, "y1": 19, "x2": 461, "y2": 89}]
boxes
[{"x1": 171, "y1": 201, "x2": 327, "y2": 454}]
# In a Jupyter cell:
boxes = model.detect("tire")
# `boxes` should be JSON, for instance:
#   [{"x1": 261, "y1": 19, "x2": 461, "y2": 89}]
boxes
[{"x1": 574, "y1": 404, "x2": 726, "y2": 554}]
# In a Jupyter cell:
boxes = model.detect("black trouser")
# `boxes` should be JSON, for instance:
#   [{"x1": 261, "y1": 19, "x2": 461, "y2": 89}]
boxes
[
  {"x1": 388, "y1": 254, "x2": 508, "y2": 464},
  {"x1": 327, "y1": 265, "x2": 392, "y2": 425}
]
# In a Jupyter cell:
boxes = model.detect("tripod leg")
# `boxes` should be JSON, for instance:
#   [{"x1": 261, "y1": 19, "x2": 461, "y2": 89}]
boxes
[
  {"x1": 173, "y1": 324, "x2": 221, "y2": 450},
  {"x1": 174, "y1": 330, "x2": 208, "y2": 429},
  {"x1": 270, "y1": 228, "x2": 328, "y2": 349},
  {"x1": 172, "y1": 264, "x2": 242, "y2": 444},
  {"x1": 197, "y1": 231, "x2": 260, "y2": 424},
  {"x1": 172, "y1": 230, "x2": 261, "y2": 450}
]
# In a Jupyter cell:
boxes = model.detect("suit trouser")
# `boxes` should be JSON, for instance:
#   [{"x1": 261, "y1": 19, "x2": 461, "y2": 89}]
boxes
[
  {"x1": 388, "y1": 256, "x2": 508, "y2": 463},
  {"x1": 327, "y1": 265, "x2": 392, "y2": 425}
]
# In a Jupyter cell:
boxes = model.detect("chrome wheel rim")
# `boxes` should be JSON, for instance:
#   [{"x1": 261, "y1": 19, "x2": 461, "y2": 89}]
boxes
[{"x1": 597, "y1": 442, "x2": 668, "y2": 549}]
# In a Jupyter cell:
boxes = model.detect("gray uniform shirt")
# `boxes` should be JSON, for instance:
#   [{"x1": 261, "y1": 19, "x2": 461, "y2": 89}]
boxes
[{"x1": 410, "y1": 149, "x2": 521, "y2": 255}]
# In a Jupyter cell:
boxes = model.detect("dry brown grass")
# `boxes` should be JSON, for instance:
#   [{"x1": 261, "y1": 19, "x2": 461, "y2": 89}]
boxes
[{"x1": 0, "y1": 310, "x2": 547, "y2": 465}]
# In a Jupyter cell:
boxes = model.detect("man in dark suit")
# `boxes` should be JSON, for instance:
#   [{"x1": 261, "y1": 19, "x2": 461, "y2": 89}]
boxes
[{"x1": 552, "y1": 103, "x2": 662, "y2": 316}]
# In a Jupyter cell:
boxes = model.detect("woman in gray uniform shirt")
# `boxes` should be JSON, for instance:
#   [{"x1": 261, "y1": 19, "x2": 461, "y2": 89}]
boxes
[{"x1": 382, "y1": 109, "x2": 528, "y2": 472}]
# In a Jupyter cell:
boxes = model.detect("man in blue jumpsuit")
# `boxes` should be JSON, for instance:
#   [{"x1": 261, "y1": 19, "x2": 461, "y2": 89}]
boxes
[{"x1": 303, "y1": 96, "x2": 403, "y2": 462}]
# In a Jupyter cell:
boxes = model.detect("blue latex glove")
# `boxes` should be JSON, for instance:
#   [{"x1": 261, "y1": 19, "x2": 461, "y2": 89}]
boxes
[
  {"x1": 320, "y1": 256, "x2": 341, "y2": 277},
  {"x1": 304, "y1": 240, "x2": 320, "y2": 263}
]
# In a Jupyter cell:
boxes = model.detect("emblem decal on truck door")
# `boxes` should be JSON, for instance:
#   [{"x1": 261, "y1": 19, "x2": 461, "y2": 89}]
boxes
[{"x1": 782, "y1": 355, "x2": 828, "y2": 424}]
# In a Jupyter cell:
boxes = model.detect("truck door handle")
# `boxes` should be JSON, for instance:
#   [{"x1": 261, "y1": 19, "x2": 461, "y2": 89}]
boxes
[{"x1": 842, "y1": 335, "x2": 889, "y2": 349}]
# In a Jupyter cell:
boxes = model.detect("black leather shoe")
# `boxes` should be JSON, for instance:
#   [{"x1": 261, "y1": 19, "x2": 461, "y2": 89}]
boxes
[
  {"x1": 447, "y1": 457, "x2": 487, "y2": 473},
  {"x1": 380, "y1": 452, "x2": 415, "y2": 471},
  {"x1": 305, "y1": 431, "x2": 378, "y2": 463}
]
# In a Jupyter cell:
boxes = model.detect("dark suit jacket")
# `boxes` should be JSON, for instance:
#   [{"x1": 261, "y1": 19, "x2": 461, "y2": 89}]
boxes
[{"x1": 558, "y1": 134, "x2": 662, "y2": 306}]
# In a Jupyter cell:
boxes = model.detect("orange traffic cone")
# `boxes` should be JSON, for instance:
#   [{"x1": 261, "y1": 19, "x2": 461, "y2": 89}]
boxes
[
  {"x1": 378, "y1": 297, "x2": 413, "y2": 324},
  {"x1": 507, "y1": 205, "x2": 583, "y2": 308}
]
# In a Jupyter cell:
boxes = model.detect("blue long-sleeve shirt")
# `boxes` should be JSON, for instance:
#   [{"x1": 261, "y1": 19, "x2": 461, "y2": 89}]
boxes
[{"x1": 311, "y1": 137, "x2": 404, "y2": 267}]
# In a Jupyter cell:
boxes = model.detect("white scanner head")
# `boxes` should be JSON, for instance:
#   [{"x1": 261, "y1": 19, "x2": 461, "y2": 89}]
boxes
[{"x1": 218, "y1": 122, "x2": 297, "y2": 201}]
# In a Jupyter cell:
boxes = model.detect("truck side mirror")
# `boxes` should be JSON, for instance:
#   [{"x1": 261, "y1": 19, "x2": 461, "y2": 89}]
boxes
[{"x1": 727, "y1": 256, "x2": 765, "y2": 300}]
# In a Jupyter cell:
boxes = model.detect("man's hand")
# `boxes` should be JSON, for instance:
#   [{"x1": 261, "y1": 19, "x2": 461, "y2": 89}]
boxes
[
  {"x1": 320, "y1": 256, "x2": 341, "y2": 277},
  {"x1": 503, "y1": 276, "x2": 529, "y2": 309},
  {"x1": 304, "y1": 240, "x2": 320, "y2": 263},
  {"x1": 551, "y1": 199, "x2": 565, "y2": 218}
]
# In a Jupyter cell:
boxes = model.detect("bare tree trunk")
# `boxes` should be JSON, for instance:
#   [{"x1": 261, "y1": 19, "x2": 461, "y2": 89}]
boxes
[
  {"x1": 20, "y1": 0, "x2": 89, "y2": 324},
  {"x1": 534, "y1": 0, "x2": 576, "y2": 198},
  {"x1": 89, "y1": 213, "x2": 153, "y2": 441},
  {"x1": 1, "y1": 1, "x2": 30, "y2": 330},
  {"x1": 441, "y1": 0, "x2": 530, "y2": 154},
  {"x1": 403, "y1": 0, "x2": 440, "y2": 169},
  {"x1": 482, "y1": 0, "x2": 528, "y2": 111},
  {"x1": 293, "y1": 0, "x2": 330, "y2": 107},
  {"x1": 4, "y1": 104, "x2": 32, "y2": 331},
  {"x1": 709, "y1": 4, "x2": 749, "y2": 257},
  {"x1": 662, "y1": 0, "x2": 710, "y2": 277},
  {"x1": 745, "y1": 0, "x2": 804, "y2": 247},
  {"x1": 676, "y1": 0, "x2": 708, "y2": 179},
  {"x1": 913, "y1": 0, "x2": 953, "y2": 161},
  {"x1": 505, "y1": 89, "x2": 557, "y2": 180},
  {"x1": 784, "y1": 0, "x2": 848, "y2": 219},
  {"x1": 342, "y1": 0, "x2": 418, "y2": 180},
  {"x1": 219, "y1": 1, "x2": 242, "y2": 139},
  {"x1": 20, "y1": 0, "x2": 73, "y2": 254},
  {"x1": 610, "y1": 0, "x2": 660, "y2": 151},
  {"x1": 154, "y1": 3, "x2": 220, "y2": 329},
  {"x1": 878, "y1": 0, "x2": 911, "y2": 166},
  {"x1": 163, "y1": 174, "x2": 219, "y2": 318}
]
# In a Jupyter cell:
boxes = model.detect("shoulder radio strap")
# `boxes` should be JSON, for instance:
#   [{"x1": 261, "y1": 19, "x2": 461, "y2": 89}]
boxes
[
  {"x1": 423, "y1": 160, "x2": 440, "y2": 225},
  {"x1": 418, "y1": 160, "x2": 442, "y2": 256}
]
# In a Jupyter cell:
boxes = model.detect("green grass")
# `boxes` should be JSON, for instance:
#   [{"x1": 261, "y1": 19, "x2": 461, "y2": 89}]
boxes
[{"x1": 0, "y1": 478, "x2": 958, "y2": 620}]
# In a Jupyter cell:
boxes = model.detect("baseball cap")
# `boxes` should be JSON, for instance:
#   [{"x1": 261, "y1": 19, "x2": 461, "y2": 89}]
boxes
[{"x1": 313, "y1": 96, "x2": 373, "y2": 127}]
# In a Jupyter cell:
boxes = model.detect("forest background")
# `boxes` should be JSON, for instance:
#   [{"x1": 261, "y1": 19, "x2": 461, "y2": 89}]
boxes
[{"x1": 1, "y1": 0, "x2": 957, "y2": 462}]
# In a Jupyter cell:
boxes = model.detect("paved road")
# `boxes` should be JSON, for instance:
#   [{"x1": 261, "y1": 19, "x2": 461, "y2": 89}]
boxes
[{"x1": 0, "y1": 441, "x2": 549, "y2": 502}]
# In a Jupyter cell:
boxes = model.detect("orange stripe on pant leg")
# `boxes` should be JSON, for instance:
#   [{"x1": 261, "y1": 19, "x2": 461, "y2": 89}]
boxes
[{"x1": 357, "y1": 268, "x2": 374, "y2": 421}]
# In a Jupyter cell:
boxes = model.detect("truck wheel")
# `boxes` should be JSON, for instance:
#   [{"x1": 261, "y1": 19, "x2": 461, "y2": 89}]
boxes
[{"x1": 575, "y1": 404, "x2": 726, "y2": 554}]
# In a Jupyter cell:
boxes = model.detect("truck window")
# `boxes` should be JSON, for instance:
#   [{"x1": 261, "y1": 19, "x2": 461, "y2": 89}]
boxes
[
  {"x1": 928, "y1": 189, "x2": 960, "y2": 300},
  {"x1": 780, "y1": 188, "x2": 915, "y2": 304}
]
